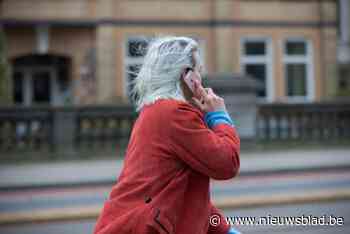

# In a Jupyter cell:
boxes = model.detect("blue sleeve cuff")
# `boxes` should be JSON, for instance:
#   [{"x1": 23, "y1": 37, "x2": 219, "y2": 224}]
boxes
[
  {"x1": 204, "y1": 111, "x2": 235, "y2": 129},
  {"x1": 228, "y1": 227, "x2": 241, "y2": 234}
]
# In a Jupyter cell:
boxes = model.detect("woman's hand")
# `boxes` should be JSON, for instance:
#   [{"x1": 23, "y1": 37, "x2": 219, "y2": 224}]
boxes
[{"x1": 191, "y1": 79, "x2": 227, "y2": 113}]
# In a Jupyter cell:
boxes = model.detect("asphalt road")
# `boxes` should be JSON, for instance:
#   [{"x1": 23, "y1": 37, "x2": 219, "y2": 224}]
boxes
[
  {"x1": 1, "y1": 168, "x2": 349, "y2": 213},
  {"x1": 0, "y1": 168, "x2": 349, "y2": 233}
]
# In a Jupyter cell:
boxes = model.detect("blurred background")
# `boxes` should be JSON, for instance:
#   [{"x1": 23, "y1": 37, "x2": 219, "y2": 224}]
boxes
[{"x1": 0, "y1": 0, "x2": 349, "y2": 233}]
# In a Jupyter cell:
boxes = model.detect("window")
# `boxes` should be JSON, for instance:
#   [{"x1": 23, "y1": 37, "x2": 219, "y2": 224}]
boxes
[
  {"x1": 283, "y1": 39, "x2": 314, "y2": 100},
  {"x1": 241, "y1": 38, "x2": 273, "y2": 100},
  {"x1": 12, "y1": 55, "x2": 70, "y2": 106},
  {"x1": 124, "y1": 36, "x2": 206, "y2": 102},
  {"x1": 124, "y1": 37, "x2": 149, "y2": 103},
  {"x1": 13, "y1": 69, "x2": 56, "y2": 106},
  {"x1": 128, "y1": 39, "x2": 148, "y2": 58}
]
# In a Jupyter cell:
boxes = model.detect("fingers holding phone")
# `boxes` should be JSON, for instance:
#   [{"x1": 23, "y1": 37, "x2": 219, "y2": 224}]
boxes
[
  {"x1": 181, "y1": 67, "x2": 227, "y2": 113},
  {"x1": 191, "y1": 79, "x2": 227, "y2": 113},
  {"x1": 183, "y1": 69, "x2": 198, "y2": 95}
]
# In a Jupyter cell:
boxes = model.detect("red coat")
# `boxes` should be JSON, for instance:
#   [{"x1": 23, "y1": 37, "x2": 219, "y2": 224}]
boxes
[{"x1": 93, "y1": 99, "x2": 240, "y2": 234}]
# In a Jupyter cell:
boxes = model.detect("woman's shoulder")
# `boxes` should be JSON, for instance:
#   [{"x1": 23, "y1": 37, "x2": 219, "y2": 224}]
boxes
[
  {"x1": 163, "y1": 99, "x2": 205, "y2": 123},
  {"x1": 161, "y1": 99, "x2": 203, "y2": 115},
  {"x1": 144, "y1": 98, "x2": 203, "y2": 119}
]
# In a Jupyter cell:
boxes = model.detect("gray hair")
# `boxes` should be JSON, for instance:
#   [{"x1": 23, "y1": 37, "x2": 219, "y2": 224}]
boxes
[{"x1": 129, "y1": 36, "x2": 201, "y2": 112}]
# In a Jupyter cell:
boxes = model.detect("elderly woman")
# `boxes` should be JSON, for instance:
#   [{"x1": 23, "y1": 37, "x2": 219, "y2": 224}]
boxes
[{"x1": 93, "y1": 36, "x2": 241, "y2": 234}]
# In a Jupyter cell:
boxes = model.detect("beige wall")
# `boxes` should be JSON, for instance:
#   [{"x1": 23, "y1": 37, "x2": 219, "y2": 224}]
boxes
[
  {"x1": 237, "y1": 1, "x2": 321, "y2": 22},
  {"x1": 1, "y1": 0, "x2": 339, "y2": 104},
  {"x1": 1, "y1": 0, "x2": 96, "y2": 20},
  {"x1": 5, "y1": 27, "x2": 96, "y2": 104},
  {"x1": 50, "y1": 28, "x2": 96, "y2": 103},
  {"x1": 5, "y1": 27, "x2": 36, "y2": 59},
  {"x1": 96, "y1": 26, "x2": 118, "y2": 103},
  {"x1": 114, "y1": 0, "x2": 212, "y2": 21}
]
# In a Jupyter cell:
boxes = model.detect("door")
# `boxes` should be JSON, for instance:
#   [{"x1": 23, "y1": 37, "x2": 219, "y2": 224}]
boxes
[
  {"x1": 13, "y1": 68, "x2": 58, "y2": 106},
  {"x1": 32, "y1": 70, "x2": 51, "y2": 104}
]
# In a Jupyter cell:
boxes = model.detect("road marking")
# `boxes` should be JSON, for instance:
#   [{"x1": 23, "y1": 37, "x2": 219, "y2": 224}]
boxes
[{"x1": 1, "y1": 189, "x2": 350, "y2": 225}]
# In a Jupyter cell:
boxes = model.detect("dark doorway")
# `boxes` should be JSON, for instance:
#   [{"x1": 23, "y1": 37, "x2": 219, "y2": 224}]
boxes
[
  {"x1": 32, "y1": 71, "x2": 51, "y2": 104},
  {"x1": 12, "y1": 54, "x2": 71, "y2": 106}
]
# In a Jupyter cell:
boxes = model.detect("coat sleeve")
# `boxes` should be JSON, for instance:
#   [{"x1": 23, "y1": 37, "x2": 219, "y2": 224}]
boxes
[
  {"x1": 169, "y1": 102, "x2": 240, "y2": 180},
  {"x1": 207, "y1": 204, "x2": 230, "y2": 234}
]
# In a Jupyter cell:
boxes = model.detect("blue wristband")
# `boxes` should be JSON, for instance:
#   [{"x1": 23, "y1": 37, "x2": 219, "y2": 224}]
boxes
[{"x1": 204, "y1": 111, "x2": 235, "y2": 128}]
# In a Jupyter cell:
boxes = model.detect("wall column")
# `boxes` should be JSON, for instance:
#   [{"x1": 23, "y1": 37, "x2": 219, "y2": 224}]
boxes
[
  {"x1": 96, "y1": 0, "x2": 118, "y2": 103},
  {"x1": 338, "y1": 0, "x2": 350, "y2": 64},
  {"x1": 212, "y1": 0, "x2": 238, "y2": 73},
  {"x1": 96, "y1": 26, "x2": 117, "y2": 103},
  {"x1": 319, "y1": 1, "x2": 339, "y2": 99}
]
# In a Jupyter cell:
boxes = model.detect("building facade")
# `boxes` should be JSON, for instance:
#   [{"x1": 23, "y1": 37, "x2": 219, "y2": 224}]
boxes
[
  {"x1": 0, "y1": 0, "x2": 340, "y2": 106},
  {"x1": 337, "y1": 0, "x2": 350, "y2": 96}
]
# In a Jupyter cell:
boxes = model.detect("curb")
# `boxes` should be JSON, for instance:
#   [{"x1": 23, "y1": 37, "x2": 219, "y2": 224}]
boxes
[
  {"x1": 1, "y1": 189, "x2": 350, "y2": 225},
  {"x1": 0, "y1": 206, "x2": 101, "y2": 225}
]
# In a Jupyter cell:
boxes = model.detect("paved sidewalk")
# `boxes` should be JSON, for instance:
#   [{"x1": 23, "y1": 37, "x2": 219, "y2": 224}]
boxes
[{"x1": 0, "y1": 148, "x2": 349, "y2": 189}]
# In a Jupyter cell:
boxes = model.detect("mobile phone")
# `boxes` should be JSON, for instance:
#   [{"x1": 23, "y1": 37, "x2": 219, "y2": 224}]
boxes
[{"x1": 183, "y1": 68, "x2": 196, "y2": 93}]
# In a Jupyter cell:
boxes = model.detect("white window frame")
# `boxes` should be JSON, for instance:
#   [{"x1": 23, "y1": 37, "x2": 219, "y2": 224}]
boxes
[
  {"x1": 240, "y1": 37, "x2": 274, "y2": 102},
  {"x1": 283, "y1": 38, "x2": 314, "y2": 102},
  {"x1": 123, "y1": 35, "x2": 207, "y2": 101}
]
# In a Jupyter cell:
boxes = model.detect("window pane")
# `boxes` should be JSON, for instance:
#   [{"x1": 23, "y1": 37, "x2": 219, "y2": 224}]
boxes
[
  {"x1": 13, "y1": 72, "x2": 24, "y2": 104},
  {"x1": 244, "y1": 42, "x2": 266, "y2": 55},
  {"x1": 127, "y1": 64, "x2": 141, "y2": 102},
  {"x1": 286, "y1": 64, "x2": 307, "y2": 96},
  {"x1": 128, "y1": 39, "x2": 148, "y2": 57},
  {"x1": 245, "y1": 64, "x2": 266, "y2": 97},
  {"x1": 286, "y1": 41, "x2": 306, "y2": 55}
]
